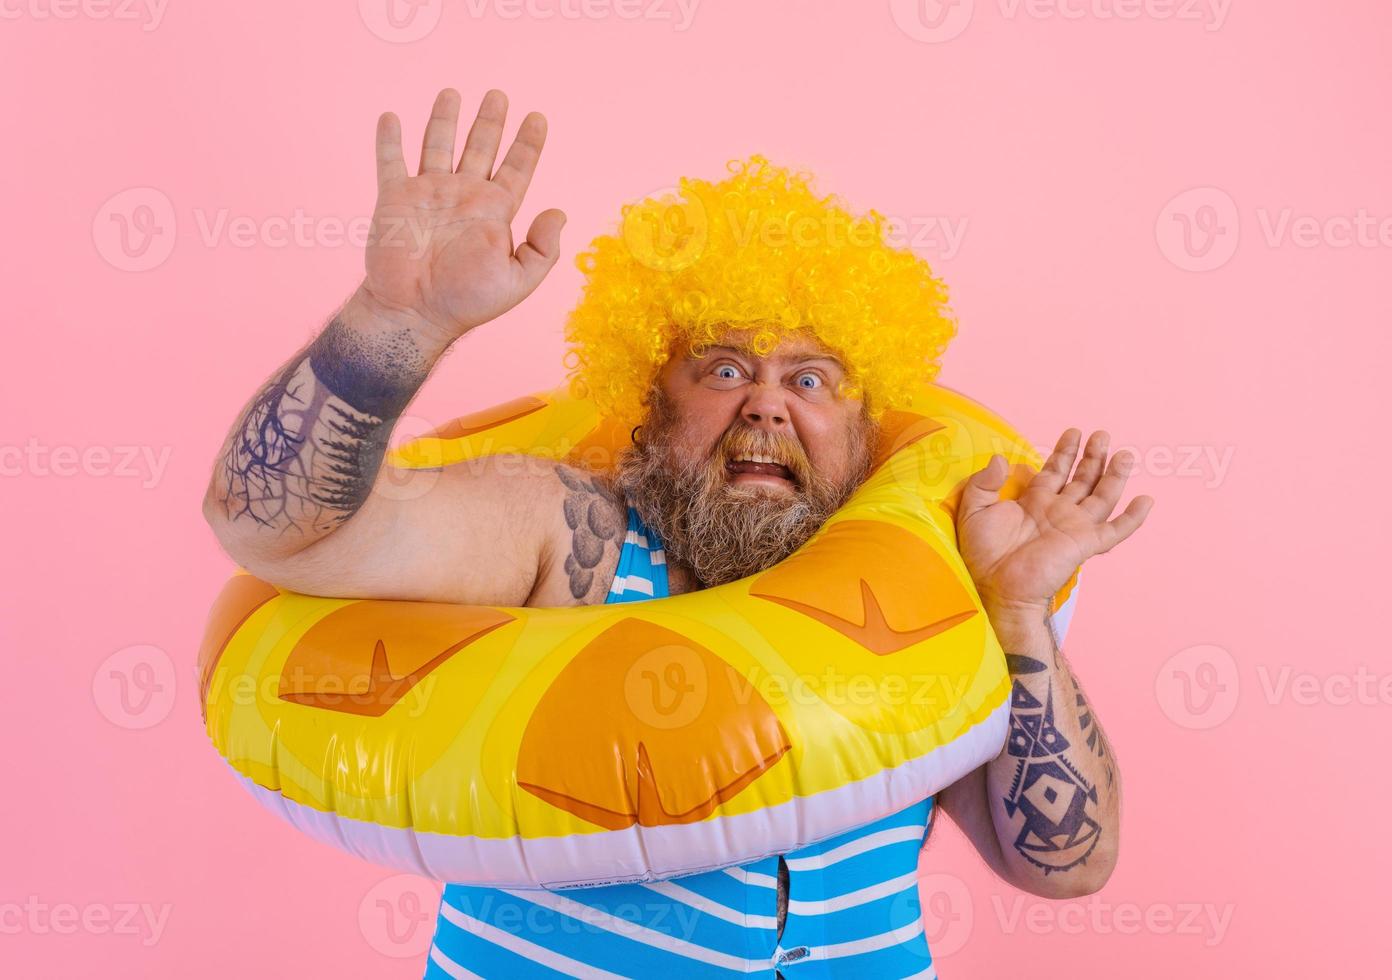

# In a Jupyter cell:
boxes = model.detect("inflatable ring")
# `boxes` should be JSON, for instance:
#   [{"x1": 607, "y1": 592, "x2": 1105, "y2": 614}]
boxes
[{"x1": 197, "y1": 379, "x2": 1077, "y2": 888}]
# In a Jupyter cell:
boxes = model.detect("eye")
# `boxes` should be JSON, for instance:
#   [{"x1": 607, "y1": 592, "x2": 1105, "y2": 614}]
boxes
[
  {"x1": 713, "y1": 363, "x2": 744, "y2": 380},
  {"x1": 796, "y1": 371, "x2": 823, "y2": 390}
]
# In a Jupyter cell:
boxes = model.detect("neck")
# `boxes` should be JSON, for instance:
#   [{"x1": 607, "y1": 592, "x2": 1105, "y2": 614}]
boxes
[
  {"x1": 664, "y1": 554, "x2": 702, "y2": 596},
  {"x1": 611, "y1": 480, "x2": 702, "y2": 595}
]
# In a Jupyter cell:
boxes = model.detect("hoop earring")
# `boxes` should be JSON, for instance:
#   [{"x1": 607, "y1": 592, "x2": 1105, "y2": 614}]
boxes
[{"x1": 630, "y1": 425, "x2": 644, "y2": 446}]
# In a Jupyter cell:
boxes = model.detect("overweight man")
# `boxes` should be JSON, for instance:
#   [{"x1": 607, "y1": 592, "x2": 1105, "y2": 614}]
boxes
[{"x1": 202, "y1": 88, "x2": 1150, "y2": 979}]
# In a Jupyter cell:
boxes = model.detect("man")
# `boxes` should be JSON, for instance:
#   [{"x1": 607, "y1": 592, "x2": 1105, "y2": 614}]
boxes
[{"x1": 203, "y1": 88, "x2": 1151, "y2": 978}]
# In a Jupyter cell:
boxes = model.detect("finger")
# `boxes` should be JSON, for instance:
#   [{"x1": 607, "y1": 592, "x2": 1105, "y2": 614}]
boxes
[
  {"x1": 511, "y1": 208, "x2": 567, "y2": 298},
  {"x1": 418, "y1": 88, "x2": 462, "y2": 175},
  {"x1": 1061, "y1": 430, "x2": 1110, "y2": 502},
  {"x1": 375, "y1": 111, "x2": 407, "y2": 191},
  {"x1": 1032, "y1": 428, "x2": 1082, "y2": 494},
  {"x1": 957, "y1": 454, "x2": 1008, "y2": 526},
  {"x1": 1096, "y1": 495, "x2": 1154, "y2": 552},
  {"x1": 457, "y1": 89, "x2": 509, "y2": 178},
  {"x1": 491, "y1": 110, "x2": 548, "y2": 212},
  {"x1": 1082, "y1": 449, "x2": 1136, "y2": 520}
]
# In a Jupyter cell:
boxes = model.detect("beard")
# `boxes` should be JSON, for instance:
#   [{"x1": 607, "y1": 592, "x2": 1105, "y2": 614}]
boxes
[{"x1": 612, "y1": 386, "x2": 876, "y2": 588}]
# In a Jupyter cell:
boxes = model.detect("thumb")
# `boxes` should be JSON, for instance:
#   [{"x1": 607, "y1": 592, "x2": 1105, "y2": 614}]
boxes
[
  {"x1": 514, "y1": 208, "x2": 566, "y2": 297},
  {"x1": 958, "y1": 454, "x2": 1008, "y2": 526}
]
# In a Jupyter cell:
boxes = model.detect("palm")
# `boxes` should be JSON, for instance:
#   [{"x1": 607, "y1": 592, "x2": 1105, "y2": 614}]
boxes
[
  {"x1": 956, "y1": 429, "x2": 1154, "y2": 609},
  {"x1": 363, "y1": 89, "x2": 566, "y2": 336}
]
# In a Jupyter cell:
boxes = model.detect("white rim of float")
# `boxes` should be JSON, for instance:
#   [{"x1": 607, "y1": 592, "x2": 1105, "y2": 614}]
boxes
[{"x1": 233, "y1": 695, "x2": 1008, "y2": 888}]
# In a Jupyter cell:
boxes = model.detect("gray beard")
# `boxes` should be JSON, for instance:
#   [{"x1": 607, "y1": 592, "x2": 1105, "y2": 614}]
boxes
[{"x1": 612, "y1": 392, "x2": 874, "y2": 588}]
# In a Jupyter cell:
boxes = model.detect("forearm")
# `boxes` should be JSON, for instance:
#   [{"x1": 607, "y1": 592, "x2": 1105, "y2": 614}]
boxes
[
  {"x1": 982, "y1": 601, "x2": 1121, "y2": 898},
  {"x1": 202, "y1": 286, "x2": 453, "y2": 562}
]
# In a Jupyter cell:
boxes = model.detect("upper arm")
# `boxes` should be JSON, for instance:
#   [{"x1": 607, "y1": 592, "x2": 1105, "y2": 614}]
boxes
[
  {"x1": 225, "y1": 454, "x2": 622, "y2": 607},
  {"x1": 934, "y1": 762, "x2": 1014, "y2": 882}
]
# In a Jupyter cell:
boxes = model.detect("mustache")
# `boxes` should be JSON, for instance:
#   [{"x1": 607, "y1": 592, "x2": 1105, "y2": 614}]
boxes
[
  {"x1": 714, "y1": 426, "x2": 811, "y2": 485},
  {"x1": 614, "y1": 394, "x2": 876, "y2": 588}
]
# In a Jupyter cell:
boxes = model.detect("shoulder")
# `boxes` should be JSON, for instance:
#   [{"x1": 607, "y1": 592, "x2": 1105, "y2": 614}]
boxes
[{"x1": 526, "y1": 461, "x2": 628, "y2": 608}]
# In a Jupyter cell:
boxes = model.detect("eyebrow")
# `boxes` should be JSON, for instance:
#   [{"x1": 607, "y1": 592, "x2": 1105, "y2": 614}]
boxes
[{"x1": 698, "y1": 344, "x2": 846, "y2": 371}]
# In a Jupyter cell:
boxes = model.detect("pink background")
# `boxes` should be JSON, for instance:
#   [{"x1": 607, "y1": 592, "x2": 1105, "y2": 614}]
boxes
[{"x1": 3, "y1": 1, "x2": 1387, "y2": 976}]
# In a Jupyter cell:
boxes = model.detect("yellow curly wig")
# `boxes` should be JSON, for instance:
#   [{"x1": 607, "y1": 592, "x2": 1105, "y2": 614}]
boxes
[{"x1": 562, "y1": 154, "x2": 957, "y2": 430}]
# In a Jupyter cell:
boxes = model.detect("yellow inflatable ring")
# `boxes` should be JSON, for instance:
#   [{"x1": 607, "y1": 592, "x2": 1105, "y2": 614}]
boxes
[{"x1": 197, "y1": 379, "x2": 1075, "y2": 888}]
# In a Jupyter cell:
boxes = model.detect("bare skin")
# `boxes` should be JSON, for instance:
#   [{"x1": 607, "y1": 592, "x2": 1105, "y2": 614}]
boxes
[
  {"x1": 654, "y1": 334, "x2": 869, "y2": 499},
  {"x1": 202, "y1": 89, "x2": 1152, "y2": 918},
  {"x1": 940, "y1": 428, "x2": 1150, "y2": 897}
]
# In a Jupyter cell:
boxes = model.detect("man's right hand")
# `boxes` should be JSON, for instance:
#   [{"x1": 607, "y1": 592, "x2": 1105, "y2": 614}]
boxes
[
  {"x1": 203, "y1": 87, "x2": 622, "y2": 610},
  {"x1": 360, "y1": 87, "x2": 566, "y2": 342}
]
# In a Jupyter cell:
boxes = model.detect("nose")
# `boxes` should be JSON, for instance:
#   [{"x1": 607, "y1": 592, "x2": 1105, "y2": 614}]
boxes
[{"x1": 740, "y1": 383, "x2": 791, "y2": 431}]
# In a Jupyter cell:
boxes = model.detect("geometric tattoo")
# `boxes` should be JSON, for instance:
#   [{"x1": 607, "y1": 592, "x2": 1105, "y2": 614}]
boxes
[
  {"x1": 1002, "y1": 652, "x2": 1103, "y2": 875},
  {"x1": 1070, "y1": 671, "x2": 1116, "y2": 790},
  {"x1": 219, "y1": 318, "x2": 428, "y2": 537}
]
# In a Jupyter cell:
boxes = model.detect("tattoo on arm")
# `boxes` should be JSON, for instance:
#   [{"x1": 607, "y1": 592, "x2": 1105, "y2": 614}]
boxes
[
  {"x1": 555, "y1": 467, "x2": 625, "y2": 600},
  {"x1": 1002, "y1": 637, "x2": 1106, "y2": 876},
  {"x1": 218, "y1": 319, "x2": 429, "y2": 537},
  {"x1": 1070, "y1": 670, "x2": 1116, "y2": 789}
]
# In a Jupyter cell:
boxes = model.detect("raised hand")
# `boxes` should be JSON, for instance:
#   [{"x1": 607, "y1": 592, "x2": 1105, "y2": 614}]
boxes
[
  {"x1": 361, "y1": 88, "x2": 566, "y2": 339},
  {"x1": 955, "y1": 429, "x2": 1155, "y2": 614}
]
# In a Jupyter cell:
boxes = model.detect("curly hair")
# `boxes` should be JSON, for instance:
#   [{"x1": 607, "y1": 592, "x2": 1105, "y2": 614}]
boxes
[{"x1": 562, "y1": 154, "x2": 957, "y2": 430}]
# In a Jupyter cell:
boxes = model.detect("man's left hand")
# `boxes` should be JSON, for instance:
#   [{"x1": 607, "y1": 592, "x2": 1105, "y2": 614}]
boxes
[{"x1": 955, "y1": 428, "x2": 1154, "y2": 619}]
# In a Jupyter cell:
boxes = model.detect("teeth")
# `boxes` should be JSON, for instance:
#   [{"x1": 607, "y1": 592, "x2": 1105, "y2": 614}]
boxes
[{"x1": 732, "y1": 453, "x2": 785, "y2": 466}]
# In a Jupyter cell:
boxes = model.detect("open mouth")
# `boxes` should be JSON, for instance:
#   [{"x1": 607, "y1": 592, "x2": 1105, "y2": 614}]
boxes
[{"x1": 725, "y1": 456, "x2": 797, "y2": 484}]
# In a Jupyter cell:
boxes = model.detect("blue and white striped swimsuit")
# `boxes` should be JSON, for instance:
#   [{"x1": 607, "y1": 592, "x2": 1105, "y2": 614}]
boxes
[{"x1": 425, "y1": 507, "x2": 948, "y2": 979}]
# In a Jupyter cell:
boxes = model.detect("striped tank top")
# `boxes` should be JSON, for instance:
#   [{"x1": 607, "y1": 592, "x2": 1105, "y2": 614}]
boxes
[{"x1": 423, "y1": 505, "x2": 1038, "y2": 979}]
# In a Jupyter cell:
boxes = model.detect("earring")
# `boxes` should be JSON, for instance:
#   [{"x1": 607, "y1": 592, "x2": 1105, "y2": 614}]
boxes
[{"x1": 630, "y1": 425, "x2": 644, "y2": 446}]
